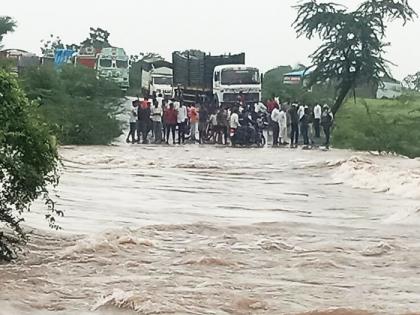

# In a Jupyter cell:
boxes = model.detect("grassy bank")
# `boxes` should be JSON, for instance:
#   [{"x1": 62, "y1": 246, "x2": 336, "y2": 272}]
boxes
[{"x1": 332, "y1": 96, "x2": 420, "y2": 158}]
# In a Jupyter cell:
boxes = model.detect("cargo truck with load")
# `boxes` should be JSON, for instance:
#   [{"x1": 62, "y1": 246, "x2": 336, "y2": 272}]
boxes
[{"x1": 172, "y1": 51, "x2": 261, "y2": 106}]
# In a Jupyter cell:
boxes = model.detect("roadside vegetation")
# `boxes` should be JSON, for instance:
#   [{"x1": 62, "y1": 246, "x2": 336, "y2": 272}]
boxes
[
  {"x1": 1, "y1": 17, "x2": 125, "y2": 261},
  {"x1": 333, "y1": 96, "x2": 420, "y2": 158},
  {"x1": 0, "y1": 69, "x2": 60, "y2": 261},
  {"x1": 20, "y1": 65, "x2": 125, "y2": 145}
]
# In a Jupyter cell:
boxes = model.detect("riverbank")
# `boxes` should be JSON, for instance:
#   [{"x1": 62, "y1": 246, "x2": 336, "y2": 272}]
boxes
[{"x1": 332, "y1": 97, "x2": 420, "y2": 158}]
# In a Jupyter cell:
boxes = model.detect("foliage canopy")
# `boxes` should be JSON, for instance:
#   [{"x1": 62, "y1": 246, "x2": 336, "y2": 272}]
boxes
[
  {"x1": 0, "y1": 16, "x2": 16, "y2": 48},
  {"x1": 0, "y1": 70, "x2": 60, "y2": 261},
  {"x1": 21, "y1": 65, "x2": 124, "y2": 145},
  {"x1": 293, "y1": 0, "x2": 417, "y2": 114}
]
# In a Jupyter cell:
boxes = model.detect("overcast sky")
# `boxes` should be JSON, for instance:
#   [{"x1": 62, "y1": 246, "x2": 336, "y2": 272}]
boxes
[{"x1": 2, "y1": 0, "x2": 419, "y2": 79}]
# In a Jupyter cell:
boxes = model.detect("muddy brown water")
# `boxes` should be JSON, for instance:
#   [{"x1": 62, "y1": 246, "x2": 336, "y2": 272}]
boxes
[{"x1": 1, "y1": 144, "x2": 420, "y2": 315}]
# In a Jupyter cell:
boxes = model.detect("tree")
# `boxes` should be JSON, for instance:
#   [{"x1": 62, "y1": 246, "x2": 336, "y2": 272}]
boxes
[
  {"x1": 21, "y1": 64, "x2": 124, "y2": 145},
  {"x1": 40, "y1": 34, "x2": 65, "y2": 56},
  {"x1": 0, "y1": 16, "x2": 16, "y2": 48},
  {"x1": 130, "y1": 52, "x2": 163, "y2": 63},
  {"x1": 403, "y1": 72, "x2": 420, "y2": 91},
  {"x1": 0, "y1": 70, "x2": 60, "y2": 261},
  {"x1": 80, "y1": 27, "x2": 111, "y2": 50},
  {"x1": 293, "y1": 0, "x2": 417, "y2": 115}
]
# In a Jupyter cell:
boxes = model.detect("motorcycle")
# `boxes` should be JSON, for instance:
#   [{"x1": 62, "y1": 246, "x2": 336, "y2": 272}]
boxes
[{"x1": 231, "y1": 112, "x2": 266, "y2": 147}]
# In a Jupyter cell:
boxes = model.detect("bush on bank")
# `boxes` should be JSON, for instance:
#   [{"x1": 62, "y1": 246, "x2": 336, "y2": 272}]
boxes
[
  {"x1": 332, "y1": 97, "x2": 420, "y2": 158},
  {"x1": 20, "y1": 65, "x2": 124, "y2": 145},
  {"x1": 0, "y1": 69, "x2": 60, "y2": 261}
]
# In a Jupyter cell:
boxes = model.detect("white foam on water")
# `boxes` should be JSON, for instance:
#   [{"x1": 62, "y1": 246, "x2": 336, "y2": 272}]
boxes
[
  {"x1": 60, "y1": 229, "x2": 154, "y2": 259},
  {"x1": 331, "y1": 156, "x2": 420, "y2": 200},
  {"x1": 92, "y1": 289, "x2": 183, "y2": 314}
]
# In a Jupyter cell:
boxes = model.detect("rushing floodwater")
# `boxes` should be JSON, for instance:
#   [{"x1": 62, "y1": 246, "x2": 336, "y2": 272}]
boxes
[{"x1": 1, "y1": 141, "x2": 420, "y2": 314}]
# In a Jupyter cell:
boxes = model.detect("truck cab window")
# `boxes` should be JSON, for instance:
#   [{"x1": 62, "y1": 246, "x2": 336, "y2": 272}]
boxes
[
  {"x1": 99, "y1": 59, "x2": 112, "y2": 67},
  {"x1": 116, "y1": 60, "x2": 128, "y2": 68}
]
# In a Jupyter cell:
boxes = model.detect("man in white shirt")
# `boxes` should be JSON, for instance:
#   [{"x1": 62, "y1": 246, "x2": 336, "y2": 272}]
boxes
[
  {"x1": 177, "y1": 102, "x2": 188, "y2": 144},
  {"x1": 271, "y1": 105, "x2": 281, "y2": 146},
  {"x1": 313, "y1": 103, "x2": 322, "y2": 138},
  {"x1": 298, "y1": 104, "x2": 305, "y2": 121},
  {"x1": 126, "y1": 101, "x2": 138, "y2": 144},
  {"x1": 174, "y1": 100, "x2": 181, "y2": 111},
  {"x1": 230, "y1": 108, "x2": 240, "y2": 130},
  {"x1": 151, "y1": 100, "x2": 163, "y2": 144},
  {"x1": 254, "y1": 102, "x2": 267, "y2": 114},
  {"x1": 156, "y1": 93, "x2": 164, "y2": 108},
  {"x1": 278, "y1": 107, "x2": 287, "y2": 145}
]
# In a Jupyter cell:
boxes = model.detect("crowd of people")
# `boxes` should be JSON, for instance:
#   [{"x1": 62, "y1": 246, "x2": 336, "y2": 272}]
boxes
[
  {"x1": 126, "y1": 94, "x2": 334, "y2": 149},
  {"x1": 267, "y1": 98, "x2": 334, "y2": 148}
]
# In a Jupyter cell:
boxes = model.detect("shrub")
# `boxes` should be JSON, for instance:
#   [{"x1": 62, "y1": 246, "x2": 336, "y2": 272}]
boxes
[
  {"x1": 333, "y1": 98, "x2": 420, "y2": 158},
  {"x1": 21, "y1": 65, "x2": 124, "y2": 145},
  {"x1": 0, "y1": 70, "x2": 60, "y2": 261}
]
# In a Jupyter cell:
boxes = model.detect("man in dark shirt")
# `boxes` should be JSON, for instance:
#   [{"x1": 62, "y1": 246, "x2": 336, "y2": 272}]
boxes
[
  {"x1": 198, "y1": 104, "x2": 209, "y2": 144},
  {"x1": 289, "y1": 104, "x2": 299, "y2": 148},
  {"x1": 138, "y1": 98, "x2": 151, "y2": 144}
]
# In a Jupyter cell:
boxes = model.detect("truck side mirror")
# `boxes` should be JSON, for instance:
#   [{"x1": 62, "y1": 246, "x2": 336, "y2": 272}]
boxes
[{"x1": 260, "y1": 74, "x2": 264, "y2": 84}]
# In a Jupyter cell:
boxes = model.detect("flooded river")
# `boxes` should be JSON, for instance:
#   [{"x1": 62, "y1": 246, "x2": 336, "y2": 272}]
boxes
[{"x1": 1, "y1": 143, "x2": 420, "y2": 315}]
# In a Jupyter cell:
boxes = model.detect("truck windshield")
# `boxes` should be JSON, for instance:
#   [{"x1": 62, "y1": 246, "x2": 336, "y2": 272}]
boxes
[
  {"x1": 153, "y1": 77, "x2": 172, "y2": 85},
  {"x1": 116, "y1": 60, "x2": 128, "y2": 69},
  {"x1": 99, "y1": 59, "x2": 112, "y2": 68},
  {"x1": 221, "y1": 69, "x2": 260, "y2": 85}
]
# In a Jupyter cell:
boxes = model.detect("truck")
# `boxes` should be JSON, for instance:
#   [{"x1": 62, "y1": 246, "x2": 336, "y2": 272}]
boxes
[
  {"x1": 141, "y1": 66, "x2": 173, "y2": 99},
  {"x1": 150, "y1": 67, "x2": 173, "y2": 98},
  {"x1": 75, "y1": 46, "x2": 99, "y2": 69},
  {"x1": 96, "y1": 47, "x2": 130, "y2": 90},
  {"x1": 172, "y1": 51, "x2": 261, "y2": 106}
]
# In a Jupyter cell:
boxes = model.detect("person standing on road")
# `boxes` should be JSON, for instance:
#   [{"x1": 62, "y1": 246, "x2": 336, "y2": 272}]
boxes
[
  {"x1": 162, "y1": 99, "x2": 168, "y2": 142},
  {"x1": 300, "y1": 106, "x2": 310, "y2": 146},
  {"x1": 209, "y1": 109, "x2": 218, "y2": 142},
  {"x1": 174, "y1": 98, "x2": 181, "y2": 110},
  {"x1": 198, "y1": 104, "x2": 209, "y2": 144},
  {"x1": 151, "y1": 99, "x2": 163, "y2": 144},
  {"x1": 164, "y1": 103, "x2": 178, "y2": 145},
  {"x1": 321, "y1": 104, "x2": 334, "y2": 149},
  {"x1": 314, "y1": 103, "x2": 322, "y2": 138},
  {"x1": 156, "y1": 93, "x2": 164, "y2": 108},
  {"x1": 216, "y1": 106, "x2": 229, "y2": 144},
  {"x1": 138, "y1": 97, "x2": 152, "y2": 144},
  {"x1": 126, "y1": 100, "x2": 138, "y2": 144},
  {"x1": 271, "y1": 105, "x2": 281, "y2": 146},
  {"x1": 177, "y1": 102, "x2": 188, "y2": 144},
  {"x1": 278, "y1": 105, "x2": 287, "y2": 145},
  {"x1": 298, "y1": 104, "x2": 305, "y2": 122},
  {"x1": 230, "y1": 107, "x2": 240, "y2": 133},
  {"x1": 289, "y1": 104, "x2": 299, "y2": 148},
  {"x1": 266, "y1": 96, "x2": 278, "y2": 114},
  {"x1": 188, "y1": 103, "x2": 199, "y2": 143},
  {"x1": 255, "y1": 101, "x2": 267, "y2": 114}
]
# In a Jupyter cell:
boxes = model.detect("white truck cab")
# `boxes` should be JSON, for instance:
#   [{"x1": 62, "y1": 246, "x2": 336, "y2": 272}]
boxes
[
  {"x1": 150, "y1": 67, "x2": 173, "y2": 98},
  {"x1": 96, "y1": 47, "x2": 130, "y2": 90},
  {"x1": 213, "y1": 65, "x2": 261, "y2": 105}
]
